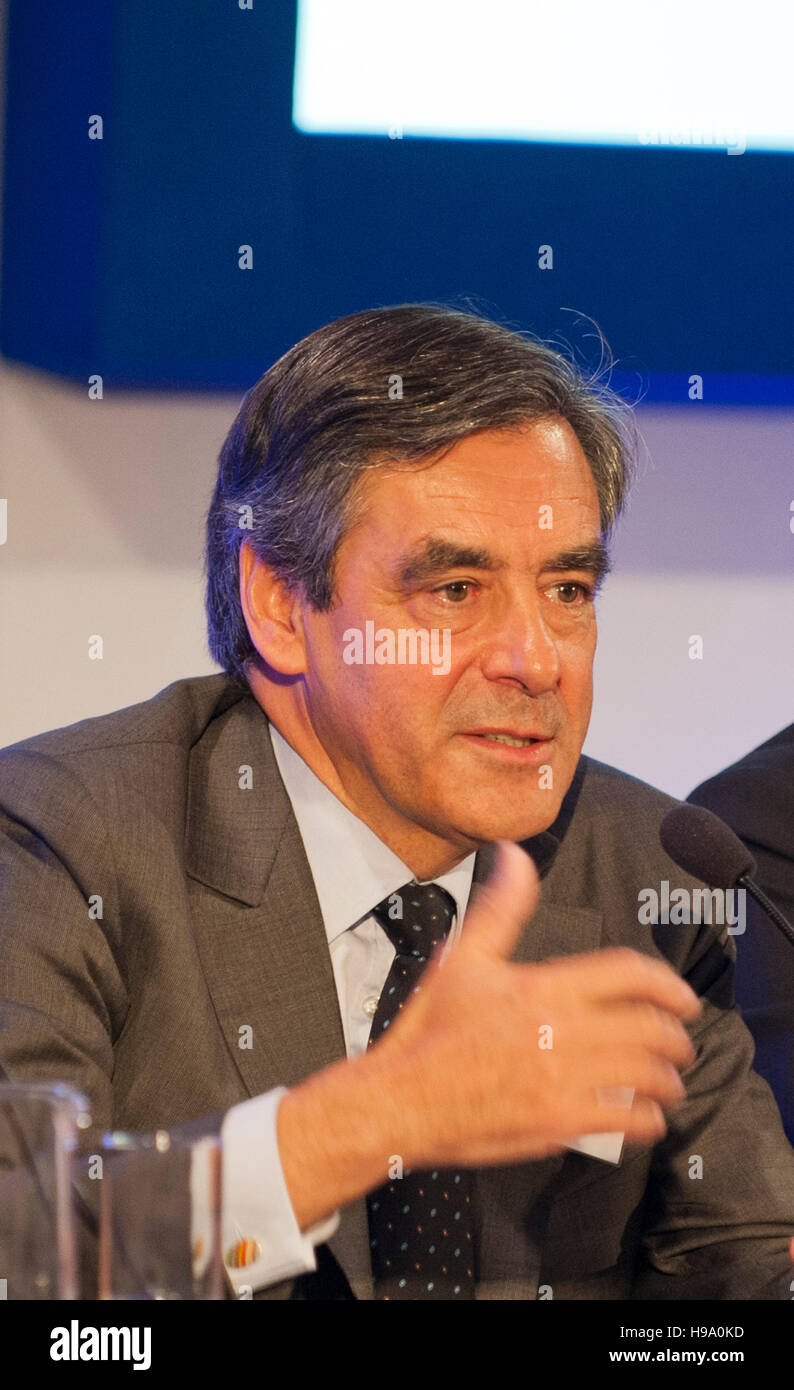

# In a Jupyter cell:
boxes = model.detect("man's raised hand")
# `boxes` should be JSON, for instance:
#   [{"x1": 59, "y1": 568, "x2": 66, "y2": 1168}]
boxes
[{"x1": 368, "y1": 840, "x2": 702, "y2": 1168}]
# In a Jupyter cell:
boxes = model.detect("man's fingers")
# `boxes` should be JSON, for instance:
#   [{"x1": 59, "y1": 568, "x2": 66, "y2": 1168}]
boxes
[
  {"x1": 576, "y1": 1047, "x2": 687, "y2": 1106},
  {"x1": 620, "y1": 1098, "x2": 669, "y2": 1146},
  {"x1": 458, "y1": 840, "x2": 540, "y2": 961},
  {"x1": 542, "y1": 945, "x2": 702, "y2": 1020},
  {"x1": 578, "y1": 1094, "x2": 672, "y2": 1147},
  {"x1": 608, "y1": 1002, "x2": 696, "y2": 1069}
]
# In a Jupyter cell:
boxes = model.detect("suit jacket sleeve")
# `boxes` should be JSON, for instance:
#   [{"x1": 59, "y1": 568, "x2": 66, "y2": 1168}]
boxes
[
  {"x1": 0, "y1": 754, "x2": 230, "y2": 1294},
  {"x1": 631, "y1": 910, "x2": 794, "y2": 1299}
]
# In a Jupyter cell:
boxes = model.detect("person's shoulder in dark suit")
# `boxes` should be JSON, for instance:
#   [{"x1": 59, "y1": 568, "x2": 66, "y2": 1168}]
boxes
[
  {"x1": 688, "y1": 723, "x2": 794, "y2": 923},
  {"x1": 687, "y1": 723, "x2": 794, "y2": 1140}
]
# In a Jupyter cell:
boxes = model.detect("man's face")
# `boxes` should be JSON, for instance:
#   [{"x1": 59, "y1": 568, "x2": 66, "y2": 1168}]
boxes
[{"x1": 287, "y1": 417, "x2": 604, "y2": 859}]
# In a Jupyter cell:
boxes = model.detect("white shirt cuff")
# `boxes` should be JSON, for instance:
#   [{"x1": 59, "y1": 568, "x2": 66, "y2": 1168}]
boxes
[{"x1": 220, "y1": 1087, "x2": 340, "y2": 1295}]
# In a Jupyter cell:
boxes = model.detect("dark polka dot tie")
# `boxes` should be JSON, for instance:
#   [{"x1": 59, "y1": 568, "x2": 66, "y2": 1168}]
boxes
[{"x1": 365, "y1": 881, "x2": 476, "y2": 1300}]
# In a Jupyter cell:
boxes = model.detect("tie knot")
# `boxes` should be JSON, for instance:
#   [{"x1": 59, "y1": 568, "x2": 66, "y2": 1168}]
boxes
[{"x1": 372, "y1": 881, "x2": 456, "y2": 960}]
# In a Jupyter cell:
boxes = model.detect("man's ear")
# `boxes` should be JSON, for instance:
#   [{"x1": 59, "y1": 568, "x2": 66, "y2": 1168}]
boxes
[{"x1": 239, "y1": 540, "x2": 307, "y2": 676}]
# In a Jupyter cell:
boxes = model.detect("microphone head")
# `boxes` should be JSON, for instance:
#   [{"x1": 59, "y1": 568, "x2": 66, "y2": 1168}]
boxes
[{"x1": 660, "y1": 804, "x2": 756, "y2": 887}]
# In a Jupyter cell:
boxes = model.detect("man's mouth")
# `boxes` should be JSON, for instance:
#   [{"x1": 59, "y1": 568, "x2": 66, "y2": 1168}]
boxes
[
  {"x1": 465, "y1": 728, "x2": 554, "y2": 748},
  {"x1": 476, "y1": 732, "x2": 539, "y2": 748},
  {"x1": 458, "y1": 728, "x2": 557, "y2": 763}
]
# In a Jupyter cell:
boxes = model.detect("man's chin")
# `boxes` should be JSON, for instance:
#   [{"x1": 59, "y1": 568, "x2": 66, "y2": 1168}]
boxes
[{"x1": 443, "y1": 798, "x2": 566, "y2": 850}]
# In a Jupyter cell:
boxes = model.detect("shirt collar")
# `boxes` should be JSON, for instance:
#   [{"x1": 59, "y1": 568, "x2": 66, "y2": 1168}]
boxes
[{"x1": 267, "y1": 720, "x2": 477, "y2": 945}]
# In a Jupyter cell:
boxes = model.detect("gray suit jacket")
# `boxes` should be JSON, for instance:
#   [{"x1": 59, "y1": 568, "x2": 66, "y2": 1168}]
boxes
[{"x1": 2, "y1": 673, "x2": 794, "y2": 1299}]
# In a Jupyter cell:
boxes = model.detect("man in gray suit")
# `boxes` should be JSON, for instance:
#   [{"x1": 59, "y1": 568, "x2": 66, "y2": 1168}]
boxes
[{"x1": 2, "y1": 303, "x2": 794, "y2": 1300}]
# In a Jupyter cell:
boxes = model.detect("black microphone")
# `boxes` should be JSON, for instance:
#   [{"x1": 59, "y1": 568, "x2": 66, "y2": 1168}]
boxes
[{"x1": 660, "y1": 804, "x2": 794, "y2": 951}]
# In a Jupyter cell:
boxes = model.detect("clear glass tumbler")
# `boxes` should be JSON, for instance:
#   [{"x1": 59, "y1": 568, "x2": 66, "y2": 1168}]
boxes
[
  {"x1": 97, "y1": 1128, "x2": 223, "y2": 1299},
  {"x1": 0, "y1": 1080, "x2": 91, "y2": 1299}
]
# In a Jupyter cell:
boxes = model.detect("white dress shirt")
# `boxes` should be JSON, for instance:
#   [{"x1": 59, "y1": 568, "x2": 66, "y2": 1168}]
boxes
[{"x1": 221, "y1": 720, "x2": 477, "y2": 1295}]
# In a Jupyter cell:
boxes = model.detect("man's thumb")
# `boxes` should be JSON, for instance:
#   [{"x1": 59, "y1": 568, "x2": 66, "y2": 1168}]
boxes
[{"x1": 459, "y1": 841, "x2": 540, "y2": 959}]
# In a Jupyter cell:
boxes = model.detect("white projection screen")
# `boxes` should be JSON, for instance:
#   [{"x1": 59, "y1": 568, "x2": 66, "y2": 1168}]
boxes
[{"x1": 294, "y1": 0, "x2": 793, "y2": 155}]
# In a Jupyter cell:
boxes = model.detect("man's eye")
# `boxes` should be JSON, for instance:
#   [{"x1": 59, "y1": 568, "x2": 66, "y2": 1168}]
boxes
[
  {"x1": 432, "y1": 581, "x2": 474, "y2": 603},
  {"x1": 553, "y1": 582, "x2": 594, "y2": 605}
]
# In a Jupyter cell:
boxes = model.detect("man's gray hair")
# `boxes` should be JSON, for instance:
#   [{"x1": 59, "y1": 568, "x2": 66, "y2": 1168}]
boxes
[{"x1": 204, "y1": 302, "x2": 636, "y2": 685}]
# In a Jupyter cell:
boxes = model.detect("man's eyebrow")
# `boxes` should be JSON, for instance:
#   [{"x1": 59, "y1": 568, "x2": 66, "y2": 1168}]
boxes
[
  {"x1": 543, "y1": 542, "x2": 612, "y2": 587},
  {"x1": 393, "y1": 538, "x2": 499, "y2": 588},
  {"x1": 391, "y1": 537, "x2": 611, "y2": 590}
]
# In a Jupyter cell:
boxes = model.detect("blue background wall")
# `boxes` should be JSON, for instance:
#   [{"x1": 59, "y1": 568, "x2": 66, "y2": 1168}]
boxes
[{"x1": 2, "y1": 0, "x2": 793, "y2": 401}]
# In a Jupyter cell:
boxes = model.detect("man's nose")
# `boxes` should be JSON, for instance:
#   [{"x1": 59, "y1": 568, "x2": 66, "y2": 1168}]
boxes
[{"x1": 478, "y1": 593, "x2": 561, "y2": 694}]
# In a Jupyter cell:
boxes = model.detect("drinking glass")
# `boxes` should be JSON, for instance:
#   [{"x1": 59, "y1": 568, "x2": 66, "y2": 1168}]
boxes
[
  {"x1": 97, "y1": 1128, "x2": 223, "y2": 1299},
  {"x1": 0, "y1": 1080, "x2": 91, "y2": 1299}
]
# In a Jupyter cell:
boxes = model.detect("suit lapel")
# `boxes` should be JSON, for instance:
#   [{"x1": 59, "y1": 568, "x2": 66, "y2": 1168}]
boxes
[{"x1": 185, "y1": 696, "x2": 348, "y2": 1094}]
